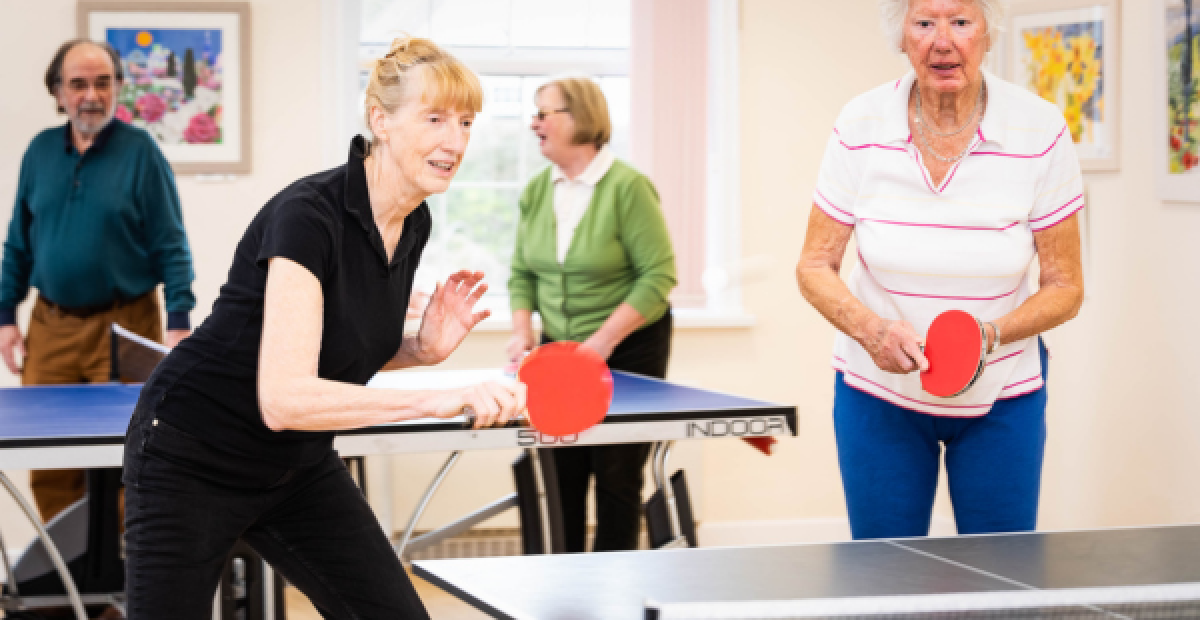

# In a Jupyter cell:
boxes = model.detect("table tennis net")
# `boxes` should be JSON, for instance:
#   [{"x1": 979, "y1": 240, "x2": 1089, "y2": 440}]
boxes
[{"x1": 646, "y1": 582, "x2": 1200, "y2": 619}]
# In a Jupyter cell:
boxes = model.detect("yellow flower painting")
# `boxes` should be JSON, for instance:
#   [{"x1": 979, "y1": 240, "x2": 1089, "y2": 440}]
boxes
[{"x1": 1019, "y1": 21, "x2": 1105, "y2": 146}]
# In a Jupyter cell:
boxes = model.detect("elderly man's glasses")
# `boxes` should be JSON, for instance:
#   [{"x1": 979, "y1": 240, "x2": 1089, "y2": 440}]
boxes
[
  {"x1": 532, "y1": 108, "x2": 569, "y2": 122},
  {"x1": 62, "y1": 76, "x2": 115, "y2": 95}
]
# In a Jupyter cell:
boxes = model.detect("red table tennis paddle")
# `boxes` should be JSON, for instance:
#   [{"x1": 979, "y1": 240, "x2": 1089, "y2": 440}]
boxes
[
  {"x1": 517, "y1": 341, "x2": 614, "y2": 436},
  {"x1": 920, "y1": 310, "x2": 987, "y2": 398}
]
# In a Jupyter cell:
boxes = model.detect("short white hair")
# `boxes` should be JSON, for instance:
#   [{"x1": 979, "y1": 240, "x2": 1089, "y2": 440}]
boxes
[{"x1": 878, "y1": 0, "x2": 1008, "y2": 52}]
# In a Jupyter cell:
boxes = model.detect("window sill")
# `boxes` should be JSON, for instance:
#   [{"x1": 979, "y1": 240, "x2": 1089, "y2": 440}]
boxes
[{"x1": 467, "y1": 310, "x2": 756, "y2": 333}]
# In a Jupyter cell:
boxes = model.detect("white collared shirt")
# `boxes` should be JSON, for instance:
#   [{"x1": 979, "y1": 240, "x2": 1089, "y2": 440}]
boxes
[
  {"x1": 812, "y1": 70, "x2": 1084, "y2": 416},
  {"x1": 552, "y1": 145, "x2": 615, "y2": 264}
]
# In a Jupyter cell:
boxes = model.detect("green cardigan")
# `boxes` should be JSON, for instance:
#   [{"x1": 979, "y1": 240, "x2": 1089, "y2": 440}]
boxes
[{"x1": 508, "y1": 160, "x2": 677, "y2": 342}]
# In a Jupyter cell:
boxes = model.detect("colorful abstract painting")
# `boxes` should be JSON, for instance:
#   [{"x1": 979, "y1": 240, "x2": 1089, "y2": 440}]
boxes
[
  {"x1": 1012, "y1": 7, "x2": 1114, "y2": 166},
  {"x1": 1167, "y1": 0, "x2": 1199, "y2": 174},
  {"x1": 107, "y1": 28, "x2": 224, "y2": 146},
  {"x1": 82, "y1": 3, "x2": 249, "y2": 173}
]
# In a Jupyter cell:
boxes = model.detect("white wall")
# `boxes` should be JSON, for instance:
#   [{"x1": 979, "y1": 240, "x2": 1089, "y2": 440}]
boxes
[
  {"x1": 2, "y1": 0, "x2": 1198, "y2": 558},
  {"x1": 0, "y1": 0, "x2": 325, "y2": 552}
]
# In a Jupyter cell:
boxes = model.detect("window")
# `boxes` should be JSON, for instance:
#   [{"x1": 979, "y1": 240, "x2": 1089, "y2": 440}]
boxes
[
  {"x1": 358, "y1": 0, "x2": 631, "y2": 310},
  {"x1": 326, "y1": 0, "x2": 749, "y2": 325}
]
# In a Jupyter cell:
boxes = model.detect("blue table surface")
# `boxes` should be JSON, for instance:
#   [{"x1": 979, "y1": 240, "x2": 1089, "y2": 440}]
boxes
[{"x1": 0, "y1": 373, "x2": 791, "y2": 444}]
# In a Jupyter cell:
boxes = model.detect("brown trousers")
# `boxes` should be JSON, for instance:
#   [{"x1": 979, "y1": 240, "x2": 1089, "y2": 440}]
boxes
[{"x1": 26, "y1": 292, "x2": 163, "y2": 522}]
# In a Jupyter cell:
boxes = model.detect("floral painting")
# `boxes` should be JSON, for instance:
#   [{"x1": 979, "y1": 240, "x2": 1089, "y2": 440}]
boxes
[
  {"x1": 1167, "y1": 0, "x2": 1199, "y2": 174},
  {"x1": 1021, "y1": 23, "x2": 1103, "y2": 144},
  {"x1": 81, "y1": 2, "x2": 250, "y2": 173},
  {"x1": 1019, "y1": 23, "x2": 1108, "y2": 156},
  {"x1": 1009, "y1": 4, "x2": 1118, "y2": 170},
  {"x1": 108, "y1": 28, "x2": 224, "y2": 146}
]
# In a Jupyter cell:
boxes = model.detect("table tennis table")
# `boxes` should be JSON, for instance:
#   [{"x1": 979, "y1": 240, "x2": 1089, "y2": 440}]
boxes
[
  {"x1": 413, "y1": 524, "x2": 1200, "y2": 619},
  {"x1": 0, "y1": 369, "x2": 795, "y2": 469},
  {"x1": 0, "y1": 368, "x2": 796, "y2": 618}
]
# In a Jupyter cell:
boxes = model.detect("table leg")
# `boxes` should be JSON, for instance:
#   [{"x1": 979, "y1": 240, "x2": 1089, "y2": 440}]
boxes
[
  {"x1": 263, "y1": 561, "x2": 277, "y2": 620},
  {"x1": 0, "y1": 471, "x2": 88, "y2": 619},
  {"x1": 379, "y1": 454, "x2": 394, "y2": 540},
  {"x1": 528, "y1": 448, "x2": 566, "y2": 554},
  {"x1": 395, "y1": 451, "x2": 461, "y2": 559},
  {"x1": 651, "y1": 441, "x2": 688, "y2": 549}
]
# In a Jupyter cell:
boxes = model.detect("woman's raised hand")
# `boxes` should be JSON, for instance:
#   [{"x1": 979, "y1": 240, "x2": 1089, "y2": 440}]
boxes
[
  {"x1": 415, "y1": 271, "x2": 490, "y2": 365},
  {"x1": 863, "y1": 318, "x2": 928, "y2": 374}
]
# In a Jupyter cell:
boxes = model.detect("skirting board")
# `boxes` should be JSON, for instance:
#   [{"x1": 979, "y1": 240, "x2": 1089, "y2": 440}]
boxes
[{"x1": 697, "y1": 516, "x2": 958, "y2": 547}]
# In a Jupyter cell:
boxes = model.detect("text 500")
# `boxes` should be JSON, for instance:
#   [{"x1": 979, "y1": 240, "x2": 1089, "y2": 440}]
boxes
[{"x1": 517, "y1": 430, "x2": 579, "y2": 446}]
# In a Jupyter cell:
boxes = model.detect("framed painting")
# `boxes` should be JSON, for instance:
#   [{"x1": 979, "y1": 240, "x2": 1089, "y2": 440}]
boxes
[
  {"x1": 1008, "y1": 0, "x2": 1120, "y2": 172},
  {"x1": 1158, "y1": 0, "x2": 1200, "y2": 202},
  {"x1": 78, "y1": 2, "x2": 252, "y2": 174}
]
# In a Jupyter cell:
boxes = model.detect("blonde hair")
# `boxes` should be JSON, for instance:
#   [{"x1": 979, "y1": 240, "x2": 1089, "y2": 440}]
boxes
[
  {"x1": 537, "y1": 76, "x2": 612, "y2": 149},
  {"x1": 878, "y1": 0, "x2": 1008, "y2": 52},
  {"x1": 363, "y1": 37, "x2": 484, "y2": 147}
]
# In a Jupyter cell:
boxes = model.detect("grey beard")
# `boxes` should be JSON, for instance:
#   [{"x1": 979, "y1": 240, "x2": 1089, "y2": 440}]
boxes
[{"x1": 72, "y1": 105, "x2": 115, "y2": 136}]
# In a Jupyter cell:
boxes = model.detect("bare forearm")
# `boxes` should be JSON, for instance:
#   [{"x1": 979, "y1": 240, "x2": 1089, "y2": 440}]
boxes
[
  {"x1": 796, "y1": 205, "x2": 881, "y2": 348},
  {"x1": 382, "y1": 335, "x2": 436, "y2": 371},
  {"x1": 993, "y1": 215, "x2": 1085, "y2": 347},
  {"x1": 258, "y1": 375, "x2": 445, "y2": 431},
  {"x1": 990, "y1": 285, "x2": 1082, "y2": 348},
  {"x1": 797, "y1": 264, "x2": 881, "y2": 347},
  {"x1": 512, "y1": 308, "x2": 534, "y2": 336},
  {"x1": 588, "y1": 303, "x2": 644, "y2": 350}
]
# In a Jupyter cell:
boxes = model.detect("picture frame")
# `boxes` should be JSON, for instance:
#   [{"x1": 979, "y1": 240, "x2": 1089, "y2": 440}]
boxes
[
  {"x1": 78, "y1": 2, "x2": 252, "y2": 174},
  {"x1": 1007, "y1": 0, "x2": 1120, "y2": 172},
  {"x1": 1157, "y1": 0, "x2": 1200, "y2": 203}
]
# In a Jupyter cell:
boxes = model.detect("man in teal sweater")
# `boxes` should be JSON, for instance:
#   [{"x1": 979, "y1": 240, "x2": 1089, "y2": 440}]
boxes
[{"x1": 0, "y1": 39, "x2": 195, "y2": 522}]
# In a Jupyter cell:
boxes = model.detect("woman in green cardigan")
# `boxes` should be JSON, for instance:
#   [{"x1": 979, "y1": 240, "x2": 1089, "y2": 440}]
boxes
[{"x1": 507, "y1": 76, "x2": 677, "y2": 552}]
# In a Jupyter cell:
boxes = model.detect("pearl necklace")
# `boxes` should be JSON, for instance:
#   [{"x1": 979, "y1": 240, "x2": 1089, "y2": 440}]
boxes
[{"x1": 914, "y1": 83, "x2": 986, "y2": 164}]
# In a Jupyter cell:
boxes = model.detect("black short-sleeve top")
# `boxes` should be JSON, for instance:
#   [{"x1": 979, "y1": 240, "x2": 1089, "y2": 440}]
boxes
[{"x1": 144, "y1": 136, "x2": 431, "y2": 466}]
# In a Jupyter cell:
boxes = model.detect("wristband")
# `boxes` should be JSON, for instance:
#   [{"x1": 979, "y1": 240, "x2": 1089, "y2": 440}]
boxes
[{"x1": 984, "y1": 321, "x2": 1000, "y2": 354}]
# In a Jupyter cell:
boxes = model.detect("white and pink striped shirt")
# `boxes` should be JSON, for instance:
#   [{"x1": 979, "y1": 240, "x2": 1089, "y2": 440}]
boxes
[{"x1": 813, "y1": 69, "x2": 1084, "y2": 417}]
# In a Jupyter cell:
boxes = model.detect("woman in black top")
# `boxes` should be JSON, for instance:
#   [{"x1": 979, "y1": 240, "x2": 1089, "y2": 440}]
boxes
[{"x1": 121, "y1": 38, "x2": 524, "y2": 619}]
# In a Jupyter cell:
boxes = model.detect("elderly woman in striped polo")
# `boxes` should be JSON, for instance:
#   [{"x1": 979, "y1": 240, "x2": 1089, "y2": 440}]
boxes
[{"x1": 796, "y1": 0, "x2": 1084, "y2": 540}]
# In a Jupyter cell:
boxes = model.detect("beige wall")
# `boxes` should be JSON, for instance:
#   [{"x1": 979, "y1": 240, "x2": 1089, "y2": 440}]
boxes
[
  {"x1": 2, "y1": 0, "x2": 1199, "y2": 556},
  {"x1": 0, "y1": 0, "x2": 325, "y2": 550}
]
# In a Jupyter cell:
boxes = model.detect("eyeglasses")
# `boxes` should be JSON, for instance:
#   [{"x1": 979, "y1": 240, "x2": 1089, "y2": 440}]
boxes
[
  {"x1": 532, "y1": 108, "x2": 569, "y2": 122},
  {"x1": 62, "y1": 76, "x2": 115, "y2": 95}
]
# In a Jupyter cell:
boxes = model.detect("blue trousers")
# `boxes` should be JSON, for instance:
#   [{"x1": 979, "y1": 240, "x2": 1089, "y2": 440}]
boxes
[{"x1": 833, "y1": 340, "x2": 1048, "y2": 540}]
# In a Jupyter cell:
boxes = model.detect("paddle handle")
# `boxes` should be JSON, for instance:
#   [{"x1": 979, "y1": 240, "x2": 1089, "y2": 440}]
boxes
[{"x1": 460, "y1": 405, "x2": 529, "y2": 429}]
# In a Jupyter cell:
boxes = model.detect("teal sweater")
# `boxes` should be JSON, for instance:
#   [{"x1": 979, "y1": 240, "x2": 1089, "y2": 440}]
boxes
[
  {"x1": 0, "y1": 121, "x2": 195, "y2": 328},
  {"x1": 509, "y1": 160, "x2": 676, "y2": 341}
]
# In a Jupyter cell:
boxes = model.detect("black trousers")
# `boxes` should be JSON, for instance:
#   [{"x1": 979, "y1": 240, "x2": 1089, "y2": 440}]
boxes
[
  {"x1": 121, "y1": 393, "x2": 429, "y2": 619},
  {"x1": 546, "y1": 309, "x2": 673, "y2": 553}
]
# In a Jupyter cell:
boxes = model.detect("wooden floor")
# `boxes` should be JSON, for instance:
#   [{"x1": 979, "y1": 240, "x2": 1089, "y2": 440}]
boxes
[{"x1": 285, "y1": 575, "x2": 487, "y2": 619}]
